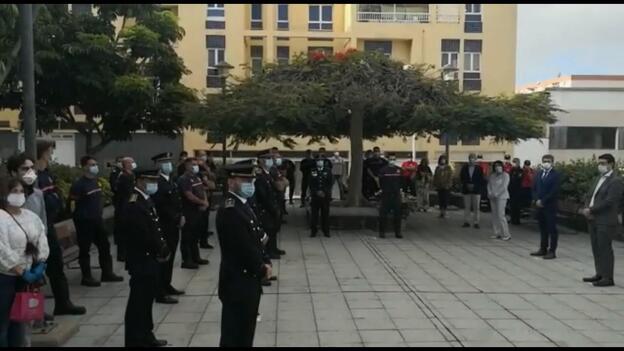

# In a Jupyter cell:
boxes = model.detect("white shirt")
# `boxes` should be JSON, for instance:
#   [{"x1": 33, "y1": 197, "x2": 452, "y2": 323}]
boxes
[
  {"x1": 590, "y1": 170, "x2": 613, "y2": 208},
  {"x1": 229, "y1": 191, "x2": 247, "y2": 204},
  {"x1": 159, "y1": 172, "x2": 170, "y2": 182},
  {"x1": 134, "y1": 187, "x2": 150, "y2": 200},
  {"x1": 0, "y1": 208, "x2": 49, "y2": 276}
]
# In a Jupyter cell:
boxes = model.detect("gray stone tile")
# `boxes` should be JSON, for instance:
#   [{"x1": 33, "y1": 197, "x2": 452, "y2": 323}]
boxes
[
  {"x1": 406, "y1": 341, "x2": 453, "y2": 347},
  {"x1": 581, "y1": 330, "x2": 624, "y2": 343},
  {"x1": 513, "y1": 341, "x2": 558, "y2": 347},
  {"x1": 360, "y1": 330, "x2": 404, "y2": 344},
  {"x1": 162, "y1": 312, "x2": 203, "y2": 323},
  {"x1": 188, "y1": 333, "x2": 220, "y2": 347},
  {"x1": 276, "y1": 332, "x2": 319, "y2": 347},
  {"x1": 452, "y1": 328, "x2": 508, "y2": 342},
  {"x1": 318, "y1": 331, "x2": 362, "y2": 346},
  {"x1": 562, "y1": 319, "x2": 611, "y2": 331},
  {"x1": 446, "y1": 318, "x2": 490, "y2": 329},
  {"x1": 497, "y1": 328, "x2": 550, "y2": 342},
  {"x1": 399, "y1": 329, "x2": 446, "y2": 342}
]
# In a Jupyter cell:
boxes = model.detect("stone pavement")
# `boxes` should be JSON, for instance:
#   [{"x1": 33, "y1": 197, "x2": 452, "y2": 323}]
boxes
[{"x1": 53, "y1": 204, "x2": 624, "y2": 347}]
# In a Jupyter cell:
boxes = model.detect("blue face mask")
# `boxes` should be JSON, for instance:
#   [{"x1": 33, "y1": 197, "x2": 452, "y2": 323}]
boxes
[
  {"x1": 192, "y1": 165, "x2": 200, "y2": 174},
  {"x1": 316, "y1": 161, "x2": 324, "y2": 170},
  {"x1": 160, "y1": 162, "x2": 173, "y2": 175},
  {"x1": 275, "y1": 158, "x2": 282, "y2": 166},
  {"x1": 89, "y1": 165, "x2": 99, "y2": 176},
  {"x1": 145, "y1": 182, "x2": 158, "y2": 195},
  {"x1": 239, "y1": 182, "x2": 255, "y2": 199},
  {"x1": 265, "y1": 159, "x2": 274, "y2": 168}
]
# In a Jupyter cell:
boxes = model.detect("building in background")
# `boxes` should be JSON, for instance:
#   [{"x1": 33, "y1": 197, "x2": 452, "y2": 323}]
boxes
[{"x1": 516, "y1": 75, "x2": 624, "y2": 164}]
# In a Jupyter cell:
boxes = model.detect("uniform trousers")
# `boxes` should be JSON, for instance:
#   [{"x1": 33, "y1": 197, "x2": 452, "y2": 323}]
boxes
[
  {"x1": 219, "y1": 293, "x2": 261, "y2": 347},
  {"x1": 45, "y1": 224, "x2": 72, "y2": 308},
  {"x1": 310, "y1": 196, "x2": 330, "y2": 235},
  {"x1": 125, "y1": 259, "x2": 159, "y2": 346},
  {"x1": 463, "y1": 194, "x2": 481, "y2": 224},
  {"x1": 588, "y1": 222, "x2": 615, "y2": 281},
  {"x1": 181, "y1": 210, "x2": 202, "y2": 263},
  {"x1": 537, "y1": 206, "x2": 558, "y2": 253},
  {"x1": 379, "y1": 198, "x2": 402, "y2": 236},
  {"x1": 159, "y1": 220, "x2": 180, "y2": 294},
  {"x1": 74, "y1": 217, "x2": 113, "y2": 278}
]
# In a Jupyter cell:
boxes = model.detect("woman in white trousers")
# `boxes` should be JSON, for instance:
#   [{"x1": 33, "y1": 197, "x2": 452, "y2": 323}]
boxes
[{"x1": 487, "y1": 161, "x2": 511, "y2": 241}]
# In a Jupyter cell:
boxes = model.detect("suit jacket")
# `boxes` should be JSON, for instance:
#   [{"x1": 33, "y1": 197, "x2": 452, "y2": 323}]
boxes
[
  {"x1": 460, "y1": 164, "x2": 485, "y2": 194},
  {"x1": 584, "y1": 172, "x2": 624, "y2": 226},
  {"x1": 216, "y1": 192, "x2": 267, "y2": 302},
  {"x1": 533, "y1": 168, "x2": 561, "y2": 209},
  {"x1": 254, "y1": 170, "x2": 280, "y2": 230}
]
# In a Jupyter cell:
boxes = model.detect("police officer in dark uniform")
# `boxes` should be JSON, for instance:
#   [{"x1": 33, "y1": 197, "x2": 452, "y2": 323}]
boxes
[
  {"x1": 69, "y1": 156, "x2": 124, "y2": 286},
  {"x1": 114, "y1": 156, "x2": 137, "y2": 262},
  {"x1": 309, "y1": 158, "x2": 334, "y2": 238},
  {"x1": 299, "y1": 149, "x2": 315, "y2": 208},
  {"x1": 378, "y1": 153, "x2": 404, "y2": 238},
  {"x1": 217, "y1": 163, "x2": 272, "y2": 347},
  {"x1": 255, "y1": 154, "x2": 283, "y2": 259},
  {"x1": 151, "y1": 152, "x2": 185, "y2": 304},
  {"x1": 177, "y1": 157, "x2": 209, "y2": 269},
  {"x1": 122, "y1": 168, "x2": 170, "y2": 347},
  {"x1": 36, "y1": 141, "x2": 86, "y2": 315},
  {"x1": 109, "y1": 156, "x2": 123, "y2": 192}
]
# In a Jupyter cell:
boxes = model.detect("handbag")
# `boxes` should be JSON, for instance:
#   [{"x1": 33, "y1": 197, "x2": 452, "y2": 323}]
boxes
[{"x1": 10, "y1": 285, "x2": 45, "y2": 322}]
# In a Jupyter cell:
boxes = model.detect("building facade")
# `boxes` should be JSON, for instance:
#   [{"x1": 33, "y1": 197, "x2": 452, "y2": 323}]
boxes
[
  {"x1": 177, "y1": 3, "x2": 517, "y2": 163},
  {"x1": 516, "y1": 75, "x2": 624, "y2": 164}
]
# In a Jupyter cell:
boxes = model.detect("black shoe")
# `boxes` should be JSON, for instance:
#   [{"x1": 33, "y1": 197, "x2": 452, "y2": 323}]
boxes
[
  {"x1": 116, "y1": 256, "x2": 126, "y2": 263},
  {"x1": 395, "y1": 234, "x2": 403, "y2": 238},
  {"x1": 81, "y1": 277, "x2": 101, "y2": 287},
  {"x1": 181, "y1": 262, "x2": 199, "y2": 269},
  {"x1": 379, "y1": 233, "x2": 386, "y2": 238},
  {"x1": 44, "y1": 312, "x2": 55, "y2": 322},
  {"x1": 277, "y1": 249, "x2": 286, "y2": 255},
  {"x1": 583, "y1": 275, "x2": 601, "y2": 283},
  {"x1": 261, "y1": 279, "x2": 271, "y2": 286},
  {"x1": 102, "y1": 273, "x2": 124, "y2": 282},
  {"x1": 148, "y1": 338, "x2": 168, "y2": 347},
  {"x1": 269, "y1": 253, "x2": 281, "y2": 260},
  {"x1": 195, "y1": 258, "x2": 209, "y2": 265},
  {"x1": 473, "y1": 224, "x2": 480, "y2": 229},
  {"x1": 54, "y1": 303, "x2": 87, "y2": 316},
  {"x1": 530, "y1": 249, "x2": 547, "y2": 256},
  {"x1": 199, "y1": 242, "x2": 214, "y2": 249},
  {"x1": 462, "y1": 223, "x2": 470, "y2": 228},
  {"x1": 324, "y1": 232, "x2": 330, "y2": 238},
  {"x1": 156, "y1": 296, "x2": 178, "y2": 304},
  {"x1": 543, "y1": 252, "x2": 556, "y2": 260},
  {"x1": 289, "y1": 201, "x2": 294, "y2": 205},
  {"x1": 166, "y1": 286, "x2": 185, "y2": 295},
  {"x1": 300, "y1": 203, "x2": 306, "y2": 208},
  {"x1": 310, "y1": 232, "x2": 317, "y2": 238},
  {"x1": 269, "y1": 275, "x2": 278, "y2": 281},
  {"x1": 593, "y1": 279, "x2": 615, "y2": 287},
  {"x1": 284, "y1": 210, "x2": 289, "y2": 215}
]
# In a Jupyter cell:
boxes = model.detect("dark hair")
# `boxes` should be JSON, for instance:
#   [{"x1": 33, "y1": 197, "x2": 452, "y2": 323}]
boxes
[
  {"x1": 438, "y1": 155, "x2": 447, "y2": 165},
  {"x1": 36, "y1": 140, "x2": 55, "y2": 160},
  {"x1": 542, "y1": 154, "x2": 554, "y2": 162},
  {"x1": 598, "y1": 153, "x2": 616, "y2": 164},
  {"x1": 524, "y1": 160, "x2": 531, "y2": 166},
  {"x1": 0, "y1": 177, "x2": 23, "y2": 209},
  {"x1": 421, "y1": 158, "x2": 429, "y2": 166},
  {"x1": 512, "y1": 158, "x2": 520, "y2": 164},
  {"x1": 80, "y1": 155, "x2": 96, "y2": 167},
  {"x1": 492, "y1": 160, "x2": 504, "y2": 170},
  {"x1": 271, "y1": 147, "x2": 278, "y2": 151},
  {"x1": 373, "y1": 146, "x2": 380, "y2": 151},
  {"x1": 184, "y1": 157, "x2": 197, "y2": 165},
  {"x1": 7, "y1": 153, "x2": 34, "y2": 174},
  {"x1": 504, "y1": 154, "x2": 511, "y2": 160},
  {"x1": 180, "y1": 151, "x2": 188, "y2": 157},
  {"x1": 319, "y1": 147, "x2": 326, "y2": 152}
]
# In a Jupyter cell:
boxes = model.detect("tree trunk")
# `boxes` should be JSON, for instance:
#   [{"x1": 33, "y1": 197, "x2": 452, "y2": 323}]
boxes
[{"x1": 346, "y1": 107, "x2": 363, "y2": 207}]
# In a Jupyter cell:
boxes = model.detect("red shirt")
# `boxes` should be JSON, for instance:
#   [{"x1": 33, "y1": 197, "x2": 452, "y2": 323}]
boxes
[
  {"x1": 503, "y1": 162, "x2": 513, "y2": 174},
  {"x1": 477, "y1": 161, "x2": 489, "y2": 177},
  {"x1": 401, "y1": 160, "x2": 418, "y2": 178},
  {"x1": 521, "y1": 167, "x2": 534, "y2": 188}
]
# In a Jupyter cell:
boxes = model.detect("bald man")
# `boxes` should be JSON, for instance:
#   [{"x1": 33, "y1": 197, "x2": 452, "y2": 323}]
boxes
[{"x1": 113, "y1": 156, "x2": 137, "y2": 262}]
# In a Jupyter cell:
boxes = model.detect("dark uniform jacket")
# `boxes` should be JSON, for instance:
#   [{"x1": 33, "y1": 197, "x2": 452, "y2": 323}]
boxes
[
  {"x1": 300, "y1": 157, "x2": 316, "y2": 179},
  {"x1": 115, "y1": 172, "x2": 135, "y2": 210},
  {"x1": 123, "y1": 189, "x2": 170, "y2": 272},
  {"x1": 254, "y1": 169, "x2": 280, "y2": 230},
  {"x1": 152, "y1": 174, "x2": 182, "y2": 226},
  {"x1": 109, "y1": 168, "x2": 121, "y2": 195},
  {"x1": 309, "y1": 167, "x2": 333, "y2": 198},
  {"x1": 460, "y1": 164, "x2": 485, "y2": 195},
  {"x1": 216, "y1": 192, "x2": 267, "y2": 302},
  {"x1": 533, "y1": 169, "x2": 561, "y2": 209},
  {"x1": 38, "y1": 168, "x2": 63, "y2": 223},
  {"x1": 379, "y1": 164, "x2": 403, "y2": 201},
  {"x1": 69, "y1": 176, "x2": 103, "y2": 221}
]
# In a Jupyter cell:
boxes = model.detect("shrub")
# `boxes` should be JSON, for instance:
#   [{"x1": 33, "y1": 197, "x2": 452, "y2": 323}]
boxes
[
  {"x1": 556, "y1": 157, "x2": 624, "y2": 204},
  {"x1": 48, "y1": 163, "x2": 114, "y2": 209}
]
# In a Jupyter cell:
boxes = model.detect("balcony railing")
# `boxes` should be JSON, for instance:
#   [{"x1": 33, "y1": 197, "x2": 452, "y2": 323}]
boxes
[
  {"x1": 357, "y1": 11, "x2": 430, "y2": 23},
  {"x1": 436, "y1": 14, "x2": 460, "y2": 23}
]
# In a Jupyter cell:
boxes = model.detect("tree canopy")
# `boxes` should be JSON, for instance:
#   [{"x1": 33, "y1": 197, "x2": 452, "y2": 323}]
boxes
[{"x1": 0, "y1": 4, "x2": 198, "y2": 154}]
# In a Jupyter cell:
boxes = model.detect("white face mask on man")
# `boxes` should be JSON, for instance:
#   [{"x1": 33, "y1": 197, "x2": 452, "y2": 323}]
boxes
[
  {"x1": 7, "y1": 193, "x2": 26, "y2": 207},
  {"x1": 22, "y1": 169, "x2": 37, "y2": 186}
]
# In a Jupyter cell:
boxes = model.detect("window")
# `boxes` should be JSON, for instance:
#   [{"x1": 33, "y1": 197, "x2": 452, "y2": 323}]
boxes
[
  {"x1": 461, "y1": 134, "x2": 480, "y2": 146},
  {"x1": 277, "y1": 46, "x2": 290, "y2": 65},
  {"x1": 465, "y1": 4, "x2": 481, "y2": 14},
  {"x1": 251, "y1": 4, "x2": 262, "y2": 29},
  {"x1": 441, "y1": 39, "x2": 459, "y2": 80},
  {"x1": 250, "y1": 46, "x2": 263, "y2": 75},
  {"x1": 207, "y1": 4, "x2": 225, "y2": 29},
  {"x1": 464, "y1": 52, "x2": 480, "y2": 72},
  {"x1": 463, "y1": 39, "x2": 481, "y2": 91},
  {"x1": 277, "y1": 4, "x2": 289, "y2": 30},
  {"x1": 550, "y1": 127, "x2": 616, "y2": 150},
  {"x1": 465, "y1": 4, "x2": 482, "y2": 33},
  {"x1": 309, "y1": 5, "x2": 332, "y2": 31},
  {"x1": 308, "y1": 46, "x2": 333, "y2": 55},
  {"x1": 364, "y1": 40, "x2": 392, "y2": 57},
  {"x1": 207, "y1": 35, "x2": 225, "y2": 88},
  {"x1": 439, "y1": 133, "x2": 458, "y2": 146}
]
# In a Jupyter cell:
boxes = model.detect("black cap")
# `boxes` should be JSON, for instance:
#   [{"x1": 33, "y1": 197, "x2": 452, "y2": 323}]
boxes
[
  {"x1": 235, "y1": 158, "x2": 258, "y2": 165},
  {"x1": 256, "y1": 153, "x2": 273, "y2": 159},
  {"x1": 151, "y1": 152, "x2": 173, "y2": 162},
  {"x1": 223, "y1": 164, "x2": 257, "y2": 178},
  {"x1": 134, "y1": 168, "x2": 160, "y2": 180}
]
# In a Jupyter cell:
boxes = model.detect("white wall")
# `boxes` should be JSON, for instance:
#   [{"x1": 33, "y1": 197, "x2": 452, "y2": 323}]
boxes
[
  {"x1": 513, "y1": 138, "x2": 548, "y2": 166},
  {"x1": 551, "y1": 89, "x2": 624, "y2": 111}
]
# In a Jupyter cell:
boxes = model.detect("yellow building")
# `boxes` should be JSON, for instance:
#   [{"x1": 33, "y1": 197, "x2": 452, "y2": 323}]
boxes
[{"x1": 177, "y1": 3, "x2": 517, "y2": 163}]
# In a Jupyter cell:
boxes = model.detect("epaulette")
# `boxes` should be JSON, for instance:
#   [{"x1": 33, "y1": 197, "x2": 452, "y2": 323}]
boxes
[
  {"x1": 225, "y1": 197, "x2": 235, "y2": 208},
  {"x1": 129, "y1": 194, "x2": 138, "y2": 203}
]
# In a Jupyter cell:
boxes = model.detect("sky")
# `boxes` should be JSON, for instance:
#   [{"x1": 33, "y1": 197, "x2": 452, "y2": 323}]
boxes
[{"x1": 516, "y1": 4, "x2": 624, "y2": 87}]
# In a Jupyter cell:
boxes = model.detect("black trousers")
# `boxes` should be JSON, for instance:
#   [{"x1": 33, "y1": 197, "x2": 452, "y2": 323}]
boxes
[
  {"x1": 310, "y1": 196, "x2": 330, "y2": 235},
  {"x1": 159, "y1": 220, "x2": 180, "y2": 295},
  {"x1": 301, "y1": 176, "x2": 310, "y2": 203},
  {"x1": 181, "y1": 210, "x2": 202, "y2": 263},
  {"x1": 288, "y1": 176, "x2": 296, "y2": 202},
  {"x1": 113, "y1": 205, "x2": 126, "y2": 258},
  {"x1": 537, "y1": 207, "x2": 558, "y2": 253},
  {"x1": 219, "y1": 294, "x2": 261, "y2": 348},
  {"x1": 45, "y1": 224, "x2": 72, "y2": 308},
  {"x1": 589, "y1": 223, "x2": 615, "y2": 281},
  {"x1": 125, "y1": 260, "x2": 158, "y2": 347},
  {"x1": 509, "y1": 190, "x2": 522, "y2": 224},
  {"x1": 199, "y1": 209, "x2": 210, "y2": 244},
  {"x1": 74, "y1": 217, "x2": 113, "y2": 278},
  {"x1": 379, "y1": 198, "x2": 402, "y2": 236},
  {"x1": 402, "y1": 177, "x2": 416, "y2": 196},
  {"x1": 437, "y1": 189, "x2": 449, "y2": 210}
]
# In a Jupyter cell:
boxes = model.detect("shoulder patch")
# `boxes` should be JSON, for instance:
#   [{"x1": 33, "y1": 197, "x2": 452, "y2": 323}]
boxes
[
  {"x1": 225, "y1": 197, "x2": 235, "y2": 208},
  {"x1": 129, "y1": 194, "x2": 138, "y2": 203}
]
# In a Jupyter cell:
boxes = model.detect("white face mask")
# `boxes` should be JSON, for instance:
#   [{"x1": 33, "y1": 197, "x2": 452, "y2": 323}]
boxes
[
  {"x1": 7, "y1": 193, "x2": 26, "y2": 208},
  {"x1": 22, "y1": 169, "x2": 37, "y2": 186},
  {"x1": 542, "y1": 162, "x2": 552, "y2": 170},
  {"x1": 131, "y1": 162, "x2": 137, "y2": 170},
  {"x1": 495, "y1": 166, "x2": 503, "y2": 173},
  {"x1": 598, "y1": 164, "x2": 609, "y2": 175},
  {"x1": 192, "y1": 165, "x2": 200, "y2": 174}
]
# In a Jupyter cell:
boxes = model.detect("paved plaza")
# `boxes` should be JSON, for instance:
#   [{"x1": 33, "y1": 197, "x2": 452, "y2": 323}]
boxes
[{"x1": 52, "y1": 205, "x2": 624, "y2": 347}]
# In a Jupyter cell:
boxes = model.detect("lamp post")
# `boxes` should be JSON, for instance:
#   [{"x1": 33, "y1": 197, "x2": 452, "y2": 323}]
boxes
[
  {"x1": 19, "y1": 4, "x2": 36, "y2": 159},
  {"x1": 441, "y1": 65, "x2": 459, "y2": 161},
  {"x1": 215, "y1": 61, "x2": 233, "y2": 166}
]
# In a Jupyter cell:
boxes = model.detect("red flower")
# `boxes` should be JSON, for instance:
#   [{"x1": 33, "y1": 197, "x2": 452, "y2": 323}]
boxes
[
  {"x1": 345, "y1": 48, "x2": 358, "y2": 55},
  {"x1": 334, "y1": 52, "x2": 346, "y2": 61},
  {"x1": 311, "y1": 51, "x2": 326, "y2": 62}
]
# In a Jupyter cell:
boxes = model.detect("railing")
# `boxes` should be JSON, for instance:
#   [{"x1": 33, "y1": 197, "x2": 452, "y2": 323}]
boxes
[
  {"x1": 436, "y1": 14, "x2": 460, "y2": 23},
  {"x1": 357, "y1": 11, "x2": 430, "y2": 23}
]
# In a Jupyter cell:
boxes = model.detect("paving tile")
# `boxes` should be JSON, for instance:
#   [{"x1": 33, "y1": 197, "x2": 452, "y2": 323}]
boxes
[
  {"x1": 318, "y1": 331, "x2": 362, "y2": 346},
  {"x1": 399, "y1": 329, "x2": 446, "y2": 342},
  {"x1": 360, "y1": 330, "x2": 404, "y2": 344}
]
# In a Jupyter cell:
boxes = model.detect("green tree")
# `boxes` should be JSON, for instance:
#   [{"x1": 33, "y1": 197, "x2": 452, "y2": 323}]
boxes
[
  {"x1": 187, "y1": 49, "x2": 559, "y2": 207},
  {"x1": 0, "y1": 4, "x2": 197, "y2": 154}
]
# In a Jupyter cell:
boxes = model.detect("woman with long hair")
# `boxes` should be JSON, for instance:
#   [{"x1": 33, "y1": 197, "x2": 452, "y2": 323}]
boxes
[{"x1": 433, "y1": 155, "x2": 453, "y2": 218}]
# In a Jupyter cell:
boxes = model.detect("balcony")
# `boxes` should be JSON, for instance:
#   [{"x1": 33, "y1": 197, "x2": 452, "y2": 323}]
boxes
[{"x1": 357, "y1": 11, "x2": 429, "y2": 23}]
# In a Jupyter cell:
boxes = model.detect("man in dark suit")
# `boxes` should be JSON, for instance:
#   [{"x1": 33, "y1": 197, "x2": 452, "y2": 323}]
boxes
[
  {"x1": 460, "y1": 153, "x2": 485, "y2": 229},
  {"x1": 578, "y1": 154, "x2": 623, "y2": 287},
  {"x1": 254, "y1": 154, "x2": 282, "y2": 259},
  {"x1": 378, "y1": 153, "x2": 404, "y2": 238},
  {"x1": 299, "y1": 149, "x2": 315, "y2": 207},
  {"x1": 216, "y1": 163, "x2": 272, "y2": 347},
  {"x1": 531, "y1": 154, "x2": 561, "y2": 260}
]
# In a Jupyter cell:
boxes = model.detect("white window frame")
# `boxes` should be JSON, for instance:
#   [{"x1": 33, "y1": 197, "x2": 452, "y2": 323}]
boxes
[
  {"x1": 464, "y1": 52, "x2": 480, "y2": 73},
  {"x1": 277, "y1": 46, "x2": 290, "y2": 65},
  {"x1": 441, "y1": 51, "x2": 459, "y2": 69},
  {"x1": 465, "y1": 4, "x2": 481, "y2": 15},
  {"x1": 309, "y1": 5, "x2": 333, "y2": 31},
  {"x1": 251, "y1": 4, "x2": 262, "y2": 29},
  {"x1": 250, "y1": 46, "x2": 263, "y2": 76},
  {"x1": 207, "y1": 47, "x2": 225, "y2": 87},
  {"x1": 277, "y1": 4, "x2": 289, "y2": 30},
  {"x1": 207, "y1": 4, "x2": 225, "y2": 21}
]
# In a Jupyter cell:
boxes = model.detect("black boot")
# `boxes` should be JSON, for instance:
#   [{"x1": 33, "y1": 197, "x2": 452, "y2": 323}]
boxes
[
  {"x1": 80, "y1": 259, "x2": 101, "y2": 287},
  {"x1": 52, "y1": 279, "x2": 87, "y2": 315},
  {"x1": 100, "y1": 255, "x2": 124, "y2": 282},
  {"x1": 54, "y1": 301, "x2": 87, "y2": 315}
]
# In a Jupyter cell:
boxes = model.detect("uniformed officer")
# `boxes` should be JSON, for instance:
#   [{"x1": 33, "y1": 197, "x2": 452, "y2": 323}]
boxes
[
  {"x1": 113, "y1": 156, "x2": 137, "y2": 262},
  {"x1": 217, "y1": 163, "x2": 272, "y2": 347},
  {"x1": 109, "y1": 156, "x2": 123, "y2": 192},
  {"x1": 69, "y1": 156, "x2": 124, "y2": 286},
  {"x1": 378, "y1": 153, "x2": 404, "y2": 238},
  {"x1": 177, "y1": 157, "x2": 209, "y2": 269},
  {"x1": 309, "y1": 158, "x2": 334, "y2": 238},
  {"x1": 122, "y1": 168, "x2": 170, "y2": 347},
  {"x1": 255, "y1": 154, "x2": 283, "y2": 259},
  {"x1": 151, "y1": 152, "x2": 185, "y2": 304}
]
